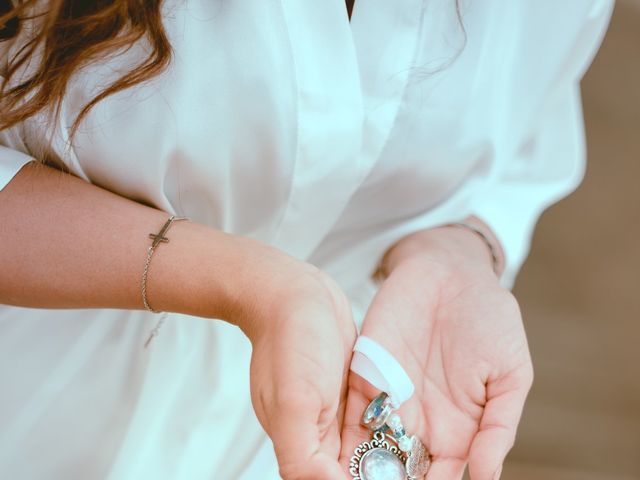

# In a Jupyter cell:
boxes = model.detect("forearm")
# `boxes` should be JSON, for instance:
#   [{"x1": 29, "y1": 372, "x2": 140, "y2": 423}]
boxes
[{"x1": 0, "y1": 162, "x2": 265, "y2": 326}]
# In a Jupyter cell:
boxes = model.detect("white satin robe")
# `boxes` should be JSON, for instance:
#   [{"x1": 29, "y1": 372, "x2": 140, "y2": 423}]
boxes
[{"x1": 0, "y1": 1, "x2": 613, "y2": 478}]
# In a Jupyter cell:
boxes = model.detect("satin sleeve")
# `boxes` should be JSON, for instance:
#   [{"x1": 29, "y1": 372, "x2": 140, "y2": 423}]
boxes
[
  {"x1": 471, "y1": 0, "x2": 614, "y2": 288},
  {"x1": 0, "y1": 141, "x2": 35, "y2": 192},
  {"x1": 0, "y1": 34, "x2": 36, "y2": 192}
]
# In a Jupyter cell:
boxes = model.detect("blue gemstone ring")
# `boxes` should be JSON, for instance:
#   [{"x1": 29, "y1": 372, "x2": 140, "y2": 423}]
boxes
[
  {"x1": 361, "y1": 392, "x2": 414, "y2": 453},
  {"x1": 358, "y1": 392, "x2": 432, "y2": 479},
  {"x1": 361, "y1": 392, "x2": 394, "y2": 431}
]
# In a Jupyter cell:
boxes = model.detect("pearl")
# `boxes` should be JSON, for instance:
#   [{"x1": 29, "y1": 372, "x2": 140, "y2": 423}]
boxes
[
  {"x1": 360, "y1": 448, "x2": 406, "y2": 480},
  {"x1": 398, "y1": 435, "x2": 413, "y2": 452},
  {"x1": 386, "y1": 413, "x2": 403, "y2": 431}
]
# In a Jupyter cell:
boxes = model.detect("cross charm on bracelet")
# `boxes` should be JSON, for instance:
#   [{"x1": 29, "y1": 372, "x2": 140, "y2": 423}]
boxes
[{"x1": 148, "y1": 220, "x2": 174, "y2": 248}]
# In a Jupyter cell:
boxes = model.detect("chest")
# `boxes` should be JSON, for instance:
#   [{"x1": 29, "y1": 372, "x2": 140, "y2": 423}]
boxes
[{"x1": 23, "y1": 0, "x2": 536, "y2": 244}]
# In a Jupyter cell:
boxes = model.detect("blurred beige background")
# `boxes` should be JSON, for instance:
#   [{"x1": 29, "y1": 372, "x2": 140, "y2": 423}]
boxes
[{"x1": 494, "y1": 1, "x2": 640, "y2": 479}]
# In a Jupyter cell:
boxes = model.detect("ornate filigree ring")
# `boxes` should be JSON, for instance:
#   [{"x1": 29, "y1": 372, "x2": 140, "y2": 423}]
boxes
[
  {"x1": 350, "y1": 430, "x2": 406, "y2": 480},
  {"x1": 351, "y1": 392, "x2": 432, "y2": 480}
]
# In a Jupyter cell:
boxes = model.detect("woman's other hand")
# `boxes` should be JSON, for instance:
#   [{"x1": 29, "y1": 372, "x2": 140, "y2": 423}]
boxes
[
  {"x1": 0, "y1": 163, "x2": 356, "y2": 479},
  {"x1": 339, "y1": 222, "x2": 533, "y2": 480},
  {"x1": 233, "y1": 246, "x2": 356, "y2": 480}
]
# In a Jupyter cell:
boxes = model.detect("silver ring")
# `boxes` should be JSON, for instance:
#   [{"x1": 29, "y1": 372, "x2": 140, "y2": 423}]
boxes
[
  {"x1": 353, "y1": 392, "x2": 432, "y2": 479},
  {"x1": 361, "y1": 392, "x2": 394, "y2": 431}
]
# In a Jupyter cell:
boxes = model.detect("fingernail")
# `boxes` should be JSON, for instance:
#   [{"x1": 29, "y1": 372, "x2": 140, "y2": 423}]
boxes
[{"x1": 493, "y1": 465, "x2": 503, "y2": 480}]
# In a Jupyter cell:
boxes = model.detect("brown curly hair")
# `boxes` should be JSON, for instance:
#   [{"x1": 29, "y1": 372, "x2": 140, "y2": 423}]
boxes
[
  {"x1": 0, "y1": 0, "x2": 171, "y2": 134},
  {"x1": 0, "y1": 0, "x2": 466, "y2": 138}
]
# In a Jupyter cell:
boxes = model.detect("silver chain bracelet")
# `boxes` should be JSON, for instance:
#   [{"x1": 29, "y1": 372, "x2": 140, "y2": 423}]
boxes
[
  {"x1": 446, "y1": 221, "x2": 501, "y2": 276},
  {"x1": 141, "y1": 215, "x2": 188, "y2": 348}
]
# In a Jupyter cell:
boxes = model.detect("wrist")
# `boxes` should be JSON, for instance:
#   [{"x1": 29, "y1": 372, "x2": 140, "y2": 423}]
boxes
[
  {"x1": 149, "y1": 221, "x2": 344, "y2": 341},
  {"x1": 146, "y1": 220, "x2": 249, "y2": 323},
  {"x1": 380, "y1": 217, "x2": 504, "y2": 281}
]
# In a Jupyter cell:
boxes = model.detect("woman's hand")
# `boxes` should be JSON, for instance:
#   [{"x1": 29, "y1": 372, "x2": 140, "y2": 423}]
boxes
[
  {"x1": 234, "y1": 246, "x2": 357, "y2": 480},
  {"x1": 0, "y1": 163, "x2": 355, "y2": 479},
  {"x1": 339, "y1": 224, "x2": 533, "y2": 480}
]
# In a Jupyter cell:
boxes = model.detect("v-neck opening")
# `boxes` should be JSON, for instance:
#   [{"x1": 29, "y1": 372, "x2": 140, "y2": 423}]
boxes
[{"x1": 346, "y1": 0, "x2": 355, "y2": 21}]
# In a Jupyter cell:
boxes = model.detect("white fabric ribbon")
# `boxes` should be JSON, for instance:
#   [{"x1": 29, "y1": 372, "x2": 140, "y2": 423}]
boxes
[{"x1": 350, "y1": 336, "x2": 415, "y2": 408}]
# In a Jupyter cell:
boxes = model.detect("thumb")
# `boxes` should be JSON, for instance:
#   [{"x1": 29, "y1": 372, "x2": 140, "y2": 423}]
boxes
[
  {"x1": 338, "y1": 373, "x2": 381, "y2": 473},
  {"x1": 267, "y1": 389, "x2": 348, "y2": 480}
]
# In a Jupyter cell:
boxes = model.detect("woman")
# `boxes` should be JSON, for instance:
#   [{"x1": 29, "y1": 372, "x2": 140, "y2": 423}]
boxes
[{"x1": 0, "y1": 1, "x2": 613, "y2": 479}]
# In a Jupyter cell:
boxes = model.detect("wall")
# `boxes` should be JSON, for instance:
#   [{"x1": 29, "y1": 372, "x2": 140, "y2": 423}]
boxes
[{"x1": 502, "y1": 2, "x2": 640, "y2": 479}]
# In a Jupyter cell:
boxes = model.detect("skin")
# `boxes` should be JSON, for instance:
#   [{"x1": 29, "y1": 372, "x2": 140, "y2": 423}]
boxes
[
  {"x1": 339, "y1": 225, "x2": 534, "y2": 480},
  {"x1": 0, "y1": 162, "x2": 532, "y2": 479},
  {"x1": 0, "y1": 162, "x2": 355, "y2": 479}
]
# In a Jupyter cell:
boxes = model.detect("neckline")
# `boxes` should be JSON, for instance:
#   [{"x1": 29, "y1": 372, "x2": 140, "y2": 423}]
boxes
[{"x1": 346, "y1": 0, "x2": 355, "y2": 21}]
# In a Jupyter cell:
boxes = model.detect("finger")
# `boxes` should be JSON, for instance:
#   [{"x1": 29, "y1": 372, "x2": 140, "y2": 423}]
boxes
[
  {"x1": 467, "y1": 368, "x2": 533, "y2": 480},
  {"x1": 281, "y1": 451, "x2": 349, "y2": 480},
  {"x1": 338, "y1": 373, "x2": 380, "y2": 472},
  {"x1": 425, "y1": 457, "x2": 466, "y2": 480},
  {"x1": 269, "y1": 390, "x2": 348, "y2": 480},
  {"x1": 336, "y1": 358, "x2": 352, "y2": 430}
]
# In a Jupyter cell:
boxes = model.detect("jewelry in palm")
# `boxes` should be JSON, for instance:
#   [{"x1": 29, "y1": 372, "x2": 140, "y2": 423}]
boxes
[{"x1": 351, "y1": 392, "x2": 431, "y2": 480}]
